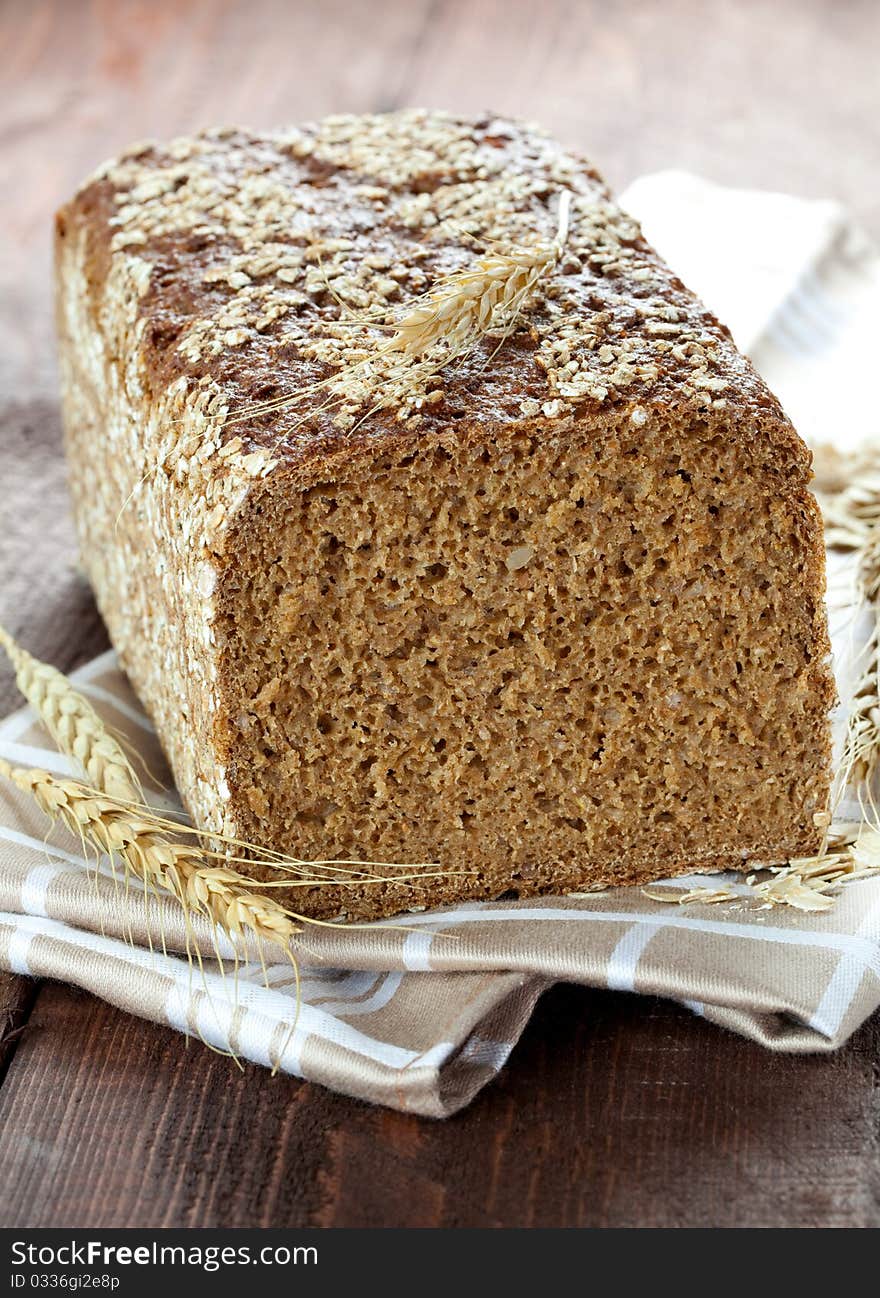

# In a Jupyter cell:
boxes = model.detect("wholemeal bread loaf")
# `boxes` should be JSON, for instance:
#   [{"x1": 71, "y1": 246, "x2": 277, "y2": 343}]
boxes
[{"x1": 55, "y1": 110, "x2": 835, "y2": 921}]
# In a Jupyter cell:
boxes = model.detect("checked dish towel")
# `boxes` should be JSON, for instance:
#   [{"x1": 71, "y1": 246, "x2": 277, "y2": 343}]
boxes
[{"x1": 1, "y1": 173, "x2": 879, "y2": 1116}]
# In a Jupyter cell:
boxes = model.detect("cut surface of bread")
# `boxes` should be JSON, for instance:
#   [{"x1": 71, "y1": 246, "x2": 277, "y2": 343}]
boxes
[{"x1": 55, "y1": 111, "x2": 834, "y2": 920}]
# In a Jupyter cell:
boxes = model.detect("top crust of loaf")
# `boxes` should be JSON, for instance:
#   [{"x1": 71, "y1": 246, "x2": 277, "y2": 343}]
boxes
[{"x1": 57, "y1": 110, "x2": 811, "y2": 495}]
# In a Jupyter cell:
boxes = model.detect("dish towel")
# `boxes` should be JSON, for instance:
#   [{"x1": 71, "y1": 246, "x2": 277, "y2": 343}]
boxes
[{"x1": 2, "y1": 173, "x2": 880, "y2": 1118}]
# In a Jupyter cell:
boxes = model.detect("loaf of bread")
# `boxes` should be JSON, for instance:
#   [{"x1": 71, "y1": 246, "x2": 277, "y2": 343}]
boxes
[{"x1": 55, "y1": 110, "x2": 835, "y2": 921}]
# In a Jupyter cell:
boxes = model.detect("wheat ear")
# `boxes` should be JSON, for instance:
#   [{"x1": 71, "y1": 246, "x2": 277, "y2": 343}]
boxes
[
  {"x1": 382, "y1": 191, "x2": 572, "y2": 361},
  {"x1": 0, "y1": 625, "x2": 141, "y2": 802},
  {"x1": 226, "y1": 191, "x2": 574, "y2": 431},
  {"x1": 0, "y1": 757, "x2": 300, "y2": 953}
]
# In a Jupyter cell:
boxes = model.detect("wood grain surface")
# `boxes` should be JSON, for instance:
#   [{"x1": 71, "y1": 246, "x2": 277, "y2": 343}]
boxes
[{"x1": 1, "y1": 0, "x2": 879, "y2": 1229}]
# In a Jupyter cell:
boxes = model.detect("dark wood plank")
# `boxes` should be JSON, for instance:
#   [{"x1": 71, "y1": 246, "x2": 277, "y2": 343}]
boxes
[
  {"x1": 0, "y1": 981, "x2": 877, "y2": 1228},
  {"x1": 2, "y1": 0, "x2": 880, "y2": 1231},
  {"x1": 0, "y1": 974, "x2": 37, "y2": 1085}
]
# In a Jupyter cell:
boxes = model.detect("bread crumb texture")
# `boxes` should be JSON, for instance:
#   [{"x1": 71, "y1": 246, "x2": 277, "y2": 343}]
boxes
[{"x1": 55, "y1": 110, "x2": 834, "y2": 920}]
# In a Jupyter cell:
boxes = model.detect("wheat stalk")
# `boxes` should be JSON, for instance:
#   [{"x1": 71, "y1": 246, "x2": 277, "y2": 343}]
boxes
[
  {"x1": 0, "y1": 625, "x2": 142, "y2": 802},
  {"x1": 225, "y1": 191, "x2": 573, "y2": 431},
  {"x1": 0, "y1": 756, "x2": 301, "y2": 953},
  {"x1": 381, "y1": 191, "x2": 572, "y2": 362}
]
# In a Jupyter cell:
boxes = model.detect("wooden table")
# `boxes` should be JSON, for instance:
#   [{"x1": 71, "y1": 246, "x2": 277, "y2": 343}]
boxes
[{"x1": 2, "y1": 0, "x2": 879, "y2": 1229}]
